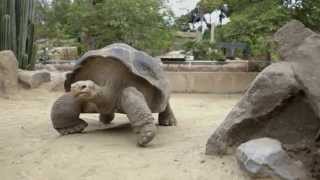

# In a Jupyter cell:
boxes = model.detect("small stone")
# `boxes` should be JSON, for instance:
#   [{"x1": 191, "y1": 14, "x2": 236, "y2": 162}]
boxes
[{"x1": 236, "y1": 138, "x2": 312, "y2": 180}]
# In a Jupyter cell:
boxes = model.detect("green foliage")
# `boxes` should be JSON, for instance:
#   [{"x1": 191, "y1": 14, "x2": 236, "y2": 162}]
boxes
[
  {"x1": 215, "y1": 0, "x2": 290, "y2": 59},
  {"x1": 187, "y1": 0, "x2": 290, "y2": 60},
  {"x1": 198, "y1": 0, "x2": 223, "y2": 13},
  {"x1": 0, "y1": 0, "x2": 36, "y2": 70},
  {"x1": 35, "y1": 0, "x2": 73, "y2": 39},
  {"x1": 35, "y1": 0, "x2": 174, "y2": 56},
  {"x1": 193, "y1": 0, "x2": 320, "y2": 60},
  {"x1": 184, "y1": 40, "x2": 225, "y2": 61},
  {"x1": 174, "y1": 14, "x2": 190, "y2": 31},
  {"x1": 292, "y1": 1, "x2": 320, "y2": 32}
]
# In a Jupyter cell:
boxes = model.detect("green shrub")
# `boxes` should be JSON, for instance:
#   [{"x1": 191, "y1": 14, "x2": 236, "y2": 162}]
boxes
[{"x1": 183, "y1": 40, "x2": 226, "y2": 61}]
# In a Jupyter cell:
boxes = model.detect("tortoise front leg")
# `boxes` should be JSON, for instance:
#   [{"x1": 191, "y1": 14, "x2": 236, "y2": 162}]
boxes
[
  {"x1": 51, "y1": 93, "x2": 88, "y2": 135},
  {"x1": 158, "y1": 103, "x2": 177, "y2": 126},
  {"x1": 120, "y1": 87, "x2": 156, "y2": 146},
  {"x1": 99, "y1": 113, "x2": 115, "y2": 125},
  {"x1": 55, "y1": 119, "x2": 88, "y2": 135}
]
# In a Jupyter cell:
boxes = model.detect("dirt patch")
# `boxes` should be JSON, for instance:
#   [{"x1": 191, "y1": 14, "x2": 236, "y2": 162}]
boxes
[{"x1": 0, "y1": 88, "x2": 259, "y2": 180}]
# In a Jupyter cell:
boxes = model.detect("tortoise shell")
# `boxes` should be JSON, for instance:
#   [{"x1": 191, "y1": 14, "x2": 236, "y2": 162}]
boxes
[{"x1": 64, "y1": 43, "x2": 170, "y2": 112}]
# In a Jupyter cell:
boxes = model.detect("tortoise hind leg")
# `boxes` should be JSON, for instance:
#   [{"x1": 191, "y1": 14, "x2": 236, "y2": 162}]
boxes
[
  {"x1": 99, "y1": 113, "x2": 115, "y2": 124},
  {"x1": 158, "y1": 103, "x2": 177, "y2": 126},
  {"x1": 120, "y1": 87, "x2": 156, "y2": 146}
]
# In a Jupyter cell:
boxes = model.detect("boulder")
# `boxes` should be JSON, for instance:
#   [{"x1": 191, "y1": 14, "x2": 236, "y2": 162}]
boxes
[
  {"x1": 0, "y1": 50, "x2": 18, "y2": 97},
  {"x1": 273, "y1": 20, "x2": 313, "y2": 61},
  {"x1": 206, "y1": 62, "x2": 304, "y2": 155},
  {"x1": 311, "y1": 149, "x2": 320, "y2": 179},
  {"x1": 47, "y1": 72, "x2": 68, "y2": 91},
  {"x1": 18, "y1": 70, "x2": 51, "y2": 89},
  {"x1": 236, "y1": 138, "x2": 311, "y2": 180},
  {"x1": 205, "y1": 20, "x2": 320, "y2": 178},
  {"x1": 274, "y1": 20, "x2": 320, "y2": 119},
  {"x1": 35, "y1": 63, "x2": 74, "y2": 72},
  {"x1": 35, "y1": 64, "x2": 58, "y2": 72}
]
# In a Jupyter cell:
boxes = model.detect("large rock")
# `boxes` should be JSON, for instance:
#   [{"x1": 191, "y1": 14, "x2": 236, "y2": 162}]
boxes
[
  {"x1": 236, "y1": 138, "x2": 311, "y2": 180},
  {"x1": 35, "y1": 63, "x2": 74, "y2": 72},
  {"x1": 206, "y1": 20, "x2": 320, "y2": 178},
  {"x1": 311, "y1": 149, "x2": 320, "y2": 179},
  {"x1": 273, "y1": 20, "x2": 313, "y2": 60},
  {"x1": 18, "y1": 70, "x2": 51, "y2": 89},
  {"x1": 47, "y1": 71, "x2": 68, "y2": 91},
  {"x1": 0, "y1": 50, "x2": 18, "y2": 97},
  {"x1": 206, "y1": 62, "x2": 304, "y2": 155},
  {"x1": 274, "y1": 20, "x2": 320, "y2": 118}
]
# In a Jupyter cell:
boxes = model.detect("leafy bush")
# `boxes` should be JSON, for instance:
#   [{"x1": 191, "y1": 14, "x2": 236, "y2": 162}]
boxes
[
  {"x1": 292, "y1": 1, "x2": 320, "y2": 32},
  {"x1": 214, "y1": 0, "x2": 290, "y2": 60},
  {"x1": 183, "y1": 40, "x2": 226, "y2": 61},
  {"x1": 35, "y1": 0, "x2": 174, "y2": 56}
]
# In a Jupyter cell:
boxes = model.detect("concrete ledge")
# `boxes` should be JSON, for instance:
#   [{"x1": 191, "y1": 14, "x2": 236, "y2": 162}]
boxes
[
  {"x1": 167, "y1": 72, "x2": 258, "y2": 94},
  {"x1": 163, "y1": 60, "x2": 249, "y2": 72}
]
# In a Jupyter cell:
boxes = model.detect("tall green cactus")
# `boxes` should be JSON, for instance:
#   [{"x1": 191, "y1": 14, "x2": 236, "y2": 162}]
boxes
[{"x1": 0, "y1": 0, "x2": 36, "y2": 70}]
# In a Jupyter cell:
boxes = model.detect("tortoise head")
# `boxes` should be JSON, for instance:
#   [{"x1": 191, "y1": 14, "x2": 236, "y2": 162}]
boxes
[{"x1": 70, "y1": 80, "x2": 101, "y2": 100}]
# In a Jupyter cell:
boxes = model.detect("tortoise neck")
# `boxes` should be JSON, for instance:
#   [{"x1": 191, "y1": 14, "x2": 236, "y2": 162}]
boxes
[
  {"x1": 91, "y1": 86, "x2": 116, "y2": 112},
  {"x1": 91, "y1": 89, "x2": 106, "y2": 105}
]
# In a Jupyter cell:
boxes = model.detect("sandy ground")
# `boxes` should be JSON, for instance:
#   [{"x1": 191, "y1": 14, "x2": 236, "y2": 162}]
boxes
[{"x1": 0, "y1": 88, "x2": 254, "y2": 180}]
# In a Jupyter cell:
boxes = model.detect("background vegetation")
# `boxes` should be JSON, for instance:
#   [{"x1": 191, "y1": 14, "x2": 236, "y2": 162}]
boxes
[
  {"x1": 189, "y1": 0, "x2": 320, "y2": 60},
  {"x1": 33, "y1": 0, "x2": 320, "y2": 60},
  {"x1": 0, "y1": 0, "x2": 37, "y2": 69},
  {"x1": 35, "y1": 0, "x2": 174, "y2": 55}
]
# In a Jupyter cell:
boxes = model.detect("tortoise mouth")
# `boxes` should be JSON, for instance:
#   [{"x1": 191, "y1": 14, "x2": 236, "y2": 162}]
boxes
[{"x1": 72, "y1": 91, "x2": 92, "y2": 99}]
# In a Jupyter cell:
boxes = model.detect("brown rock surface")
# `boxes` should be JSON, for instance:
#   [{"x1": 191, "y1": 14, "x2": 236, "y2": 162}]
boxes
[
  {"x1": 47, "y1": 72, "x2": 68, "y2": 91},
  {"x1": 0, "y1": 50, "x2": 18, "y2": 97},
  {"x1": 206, "y1": 20, "x2": 320, "y2": 178},
  {"x1": 274, "y1": 20, "x2": 320, "y2": 118},
  {"x1": 18, "y1": 70, "x2": 51, "y2": 89}
]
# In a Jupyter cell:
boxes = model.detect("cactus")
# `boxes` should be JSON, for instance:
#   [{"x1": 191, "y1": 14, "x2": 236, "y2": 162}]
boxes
[
  {"x1": 0, "y1": 0, "x2": 36, "y2": 70},
  {"x1": 1, "y1": 15, "x2": 11, "y2": 50}
]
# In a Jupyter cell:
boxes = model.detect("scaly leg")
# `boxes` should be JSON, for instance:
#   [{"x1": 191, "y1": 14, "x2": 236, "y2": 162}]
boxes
[
  {"x1": 99, "y1": 113, "x2": 115, "y2": 125},
  {"x1": 158, "y1": 103, "x2": 177, "y2": 126},
  {"x1": 51, "y1": 93, "x2": 88, "y2": 135},
  {"x1": 120, "y1": 87, "x2": 156, "y2": 146}
]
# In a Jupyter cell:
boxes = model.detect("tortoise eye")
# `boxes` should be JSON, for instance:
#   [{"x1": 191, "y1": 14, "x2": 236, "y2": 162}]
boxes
[{"x1": 81, "y1": 85, "x2": 86, "y2": 89}]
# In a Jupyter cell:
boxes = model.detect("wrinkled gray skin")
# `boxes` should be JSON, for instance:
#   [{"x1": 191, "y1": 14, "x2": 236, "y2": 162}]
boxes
[{"x1": 51, "y1": 44, "x2": 176, "y2": 146}]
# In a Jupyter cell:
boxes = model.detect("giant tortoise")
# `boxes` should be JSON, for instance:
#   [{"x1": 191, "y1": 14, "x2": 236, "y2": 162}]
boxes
[{"x1": 51, "y1": 43, "x2": 176, "y2": 146}]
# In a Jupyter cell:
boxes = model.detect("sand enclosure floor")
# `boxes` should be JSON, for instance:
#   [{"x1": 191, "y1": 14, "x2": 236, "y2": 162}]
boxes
[{"x1": 0, "y1": 88, "x2": 255, "y2": 180}]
